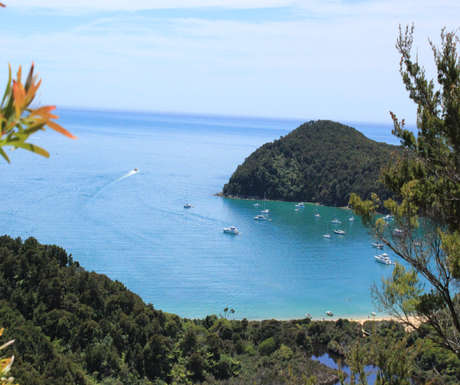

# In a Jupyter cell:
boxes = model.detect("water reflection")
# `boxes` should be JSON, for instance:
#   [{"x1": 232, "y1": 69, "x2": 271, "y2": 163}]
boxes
[{"x1": 311, "y1": 348, "x2": 378, "y2": 385}]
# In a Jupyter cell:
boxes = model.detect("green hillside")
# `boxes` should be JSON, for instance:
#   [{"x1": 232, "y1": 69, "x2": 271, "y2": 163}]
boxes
[
  {"x1": 0, "y1": 236, "x2": 458, "y2": 384},
  {"x1": 223, "y1": 120, "x2": 398, "y2": 206},
  {"x1": 0, "y1": 235, "x2": 344, "y2": 385}
]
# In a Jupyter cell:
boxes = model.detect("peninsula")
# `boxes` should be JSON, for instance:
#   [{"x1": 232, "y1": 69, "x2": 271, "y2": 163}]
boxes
[{"x1": 223, "y1": 120, "x2": 398, "y2": 207}]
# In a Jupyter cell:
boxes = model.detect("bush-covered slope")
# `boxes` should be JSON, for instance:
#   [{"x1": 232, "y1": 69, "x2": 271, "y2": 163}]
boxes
[
  {"x1": 0, "y1": 236, "x2": 458, "y2": 384},
  {"x1": 223, "y1": 120, "x2": 398, "y2": 206},
  {"x1": 0, "y1": 235, "x2": 342, "y2": 385}
]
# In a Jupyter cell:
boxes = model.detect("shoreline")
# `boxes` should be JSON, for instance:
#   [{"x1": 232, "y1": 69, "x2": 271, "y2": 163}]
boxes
[
  {"x1": 215, "y1": 192, "x2": 351, "y2": 210},
  {"x1": 242, "y1": 315, "x2": 420, "y2": 330},
  {"x1": 244, "y1": 316, "x2": 396, "y2": 323}
]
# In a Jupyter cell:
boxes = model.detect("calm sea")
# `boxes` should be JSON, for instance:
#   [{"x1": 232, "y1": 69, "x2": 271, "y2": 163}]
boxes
[{"x1": 1, "y1": 108, "x2": 403, "y2": 320}]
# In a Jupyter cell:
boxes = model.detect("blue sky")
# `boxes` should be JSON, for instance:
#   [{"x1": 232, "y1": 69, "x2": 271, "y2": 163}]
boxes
[{"x1": 1, "y1": 1, "x2": 459, "y2": 123}]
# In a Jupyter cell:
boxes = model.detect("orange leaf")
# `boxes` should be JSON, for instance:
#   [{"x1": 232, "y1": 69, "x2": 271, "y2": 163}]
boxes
[
  {"x1": 25, "y1": 78, "x2": 41, "y2": 106},
  {"x1": 47, "y1": 121, "x2": 77, "y2": 139},
  {"x1": 16, "y1": 65, "x2": 22, "y2": 83},
  {"x1": 12, "y1": 80, "x2": 26, "y2": 119},
  {"x1": 25, "y1": 63, "x2": 35, "y2": 91},
  {"x1": 29, "y1": 105, "x2": 58, "y2": 120}
]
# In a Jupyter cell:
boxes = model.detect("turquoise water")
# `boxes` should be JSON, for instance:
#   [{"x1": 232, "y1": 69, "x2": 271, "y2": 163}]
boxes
[{"x1": 1, "y1": 108, "x2": 399, "y2": 320}]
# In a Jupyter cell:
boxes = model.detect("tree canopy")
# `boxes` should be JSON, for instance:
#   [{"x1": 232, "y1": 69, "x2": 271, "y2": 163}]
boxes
[
  {"x1": 349, "y1": 26, "x2": 460, "y2": 357},
  {"x1": 223, "y1": 120, "x2": 398, "y2": 206}
]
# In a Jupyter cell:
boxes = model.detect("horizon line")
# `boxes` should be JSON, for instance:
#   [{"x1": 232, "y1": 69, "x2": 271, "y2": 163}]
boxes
[{"x1": 55, "y1": 104, "x2": 414, "y2": 127}]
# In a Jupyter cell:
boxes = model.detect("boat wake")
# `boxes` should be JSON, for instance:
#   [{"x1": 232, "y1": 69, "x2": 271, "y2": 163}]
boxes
[
  {"x1": 89, "y1": 169, "x2": 139, "y2": 200},
  {"x1": 115, "y1": 168, "x2": 139, "y2": 183}
]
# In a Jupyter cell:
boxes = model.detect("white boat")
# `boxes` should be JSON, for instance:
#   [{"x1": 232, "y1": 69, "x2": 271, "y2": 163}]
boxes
[
  {"x1": 384, "y1": 214, "x2": 394, "y2": 221},
  {"x1": 348, "y1": 217, "x2": 355, "y2": 222},
  {"x1": 331, "y1": 219, "x2": 342, "y2": 224},
  {"x1": 323, "y1": 234, "x2": 331, "y2": 239},
  {"x1": 374, "y1": 254, "x2": 393, "y2": 265},
  {"x1": 223, "y1": 226, "x2": 240, "y2": 235},
  {"x1": 295, "y1": 202, "x2": 305, "y2": 208},
  {"x1": 253, "y1": 203, "x2": 260, "y2": 207},
  {"x1": 334, "y1": 229, "x2": 345, "y2": 235},
  {"x1": 393, "y1": 228, "x2": 404, "y2": 237},
  {"x1": 372, "y1": 242, "x2": 384, "y2": 249},
  {"x1": 325, "y1": 311, "x2": 334, "y2": 317},
  {"x1": 314, "y1": 213, "x2": 321, "y2": 218},
  {"x1": 261, "y1": 209, "x2": 270, "y2": 214},
  {"x1": 184, "y1": 203, "x2": 192, "y2": 209},
  {"x1": 254, "y1": 214, "x2": 267, "y2": 221}
]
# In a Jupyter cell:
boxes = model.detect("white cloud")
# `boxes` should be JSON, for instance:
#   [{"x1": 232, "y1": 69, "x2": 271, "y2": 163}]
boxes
[
  {"x1": 9, "y1": 0, "x2": 291, "y2": 11},
  {"x1": 9, "y1": 0, "x2": 460, "y2": 15},
  {"x1": 2, "y1": 0, "x2": 459, "y2": 122}
]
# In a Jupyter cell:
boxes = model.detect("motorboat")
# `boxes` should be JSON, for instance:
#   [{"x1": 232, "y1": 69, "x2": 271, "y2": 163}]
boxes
[
  {"x1": 184, "y1": 203, "x2": 192, "y2": 209},
  {"x1": 374, "y1": 253, "x2": 393, "y2": 265},
  {"x1": 295, "y1": 202, "x2": 305, "y2": 208},
  {"x1": 223, "y1": 226, "x2": 240, "y2": 235},
  {"x1": 314, "y1": 213, "x2": 321, "y2": 218},
  {"x1": 254, "y1": 215, "x2": 267, "y2": 221},
  {"x1": 393, "y1": 228, "x2": 404, "y2": 237},
  {"x1": 261, "y1": 209, "x2": 270, "y2": 214},
  {"x1": 334, "y1": 229, "x2": 345, "y2": 235},
  {"x1": 253, "y1": 203, "x2": 260, "y2": 207},
  {"x1": 348, "y1": 217, "x2": 355, "y2": 222},
  {"x1": 331, "y1": 219, "x2": 342, "y2": 224},
  {"x1": 323, "y1": 234, "x2": 331, "y2": 239},
  {"x1": 384, "y1": 214, "x2": 394, "y2": 221},
  {"x1": 325, "y1": 311, "x2": 333, "y2": 317},
  {"x1": 372, "y1": 242, "x2": 384, "y2": 249}
]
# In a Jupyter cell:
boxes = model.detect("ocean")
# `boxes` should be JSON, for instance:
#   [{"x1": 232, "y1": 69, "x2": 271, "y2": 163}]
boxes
[{"x1": 1, "y1": 108, "x2": 402, "y2": 320}]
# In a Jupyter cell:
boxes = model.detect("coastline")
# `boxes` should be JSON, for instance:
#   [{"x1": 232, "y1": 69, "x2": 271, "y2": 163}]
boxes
[
  {"x1": 244, "y1": 315, "x2": 420, "y2": 330},
  {"x1": 215, "y1": 192, "x2": 351, "y2": 210}
]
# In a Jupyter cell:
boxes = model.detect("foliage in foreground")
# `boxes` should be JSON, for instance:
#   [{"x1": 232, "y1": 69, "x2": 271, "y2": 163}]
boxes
[
  {"x1": 0, "y1": 328, "x2": 15, "y2": 384},
  {"x1": 0, "y1": 64, "x2": 75, "y2": 163},
  {"x1": 349, "y1": 26, "x2": 460, "y2": 359},
  {"x1": 0, "y1": 236, "x2": 458, "y2": 385},
  {"x1": 0, "y1": 235, "x2": 341, "y2": 385}
]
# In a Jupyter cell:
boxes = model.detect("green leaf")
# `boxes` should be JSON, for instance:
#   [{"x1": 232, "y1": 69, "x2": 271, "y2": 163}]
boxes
[
  {"x1": 0, "y1": 64, "x2": 12, "y2": 107},
  {"x1": 0, "y1": 147, "x2": 10, "y2": 163},
  {"x1": 22, "y1": 121, "x2": 45, "y2": 136},
  {"x1": 10, "y1": 141, "x2": 49, "y2": 158}
]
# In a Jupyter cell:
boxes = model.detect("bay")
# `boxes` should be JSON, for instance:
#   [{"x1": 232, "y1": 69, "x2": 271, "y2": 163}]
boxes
[{"x1": 0, "y1": 108, "x2": 399, "y2": 320}]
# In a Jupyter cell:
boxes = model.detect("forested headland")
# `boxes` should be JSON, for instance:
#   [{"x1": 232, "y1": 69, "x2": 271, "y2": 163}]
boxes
[{"x1": 222, "y1": 120, "x2": 398, "y2": 206}]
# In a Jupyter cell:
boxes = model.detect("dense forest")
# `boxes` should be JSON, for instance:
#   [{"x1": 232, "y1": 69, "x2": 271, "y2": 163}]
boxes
[
  {"x1": 222, "y1": 120, "x2": 398, "y2": 206},
  {"x1": 0, "y1": 236, "x2": 458, "y2": 384}
]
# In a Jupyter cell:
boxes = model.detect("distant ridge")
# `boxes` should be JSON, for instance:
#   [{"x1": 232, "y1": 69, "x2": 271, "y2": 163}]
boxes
[{"x1": 222, "y1": 120, "x2": 398, "y2": 206}]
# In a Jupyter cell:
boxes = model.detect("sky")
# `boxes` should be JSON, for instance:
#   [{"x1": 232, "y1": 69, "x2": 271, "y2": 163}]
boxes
[{"x1": 1, "y1": 1, "x2": 459, "y2": 123}]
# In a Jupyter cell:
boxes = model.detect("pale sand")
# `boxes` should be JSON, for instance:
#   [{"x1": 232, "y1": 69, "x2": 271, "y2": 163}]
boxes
[{"x1": 309, "y1": 315, "x2": 421, "y2": 330}]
